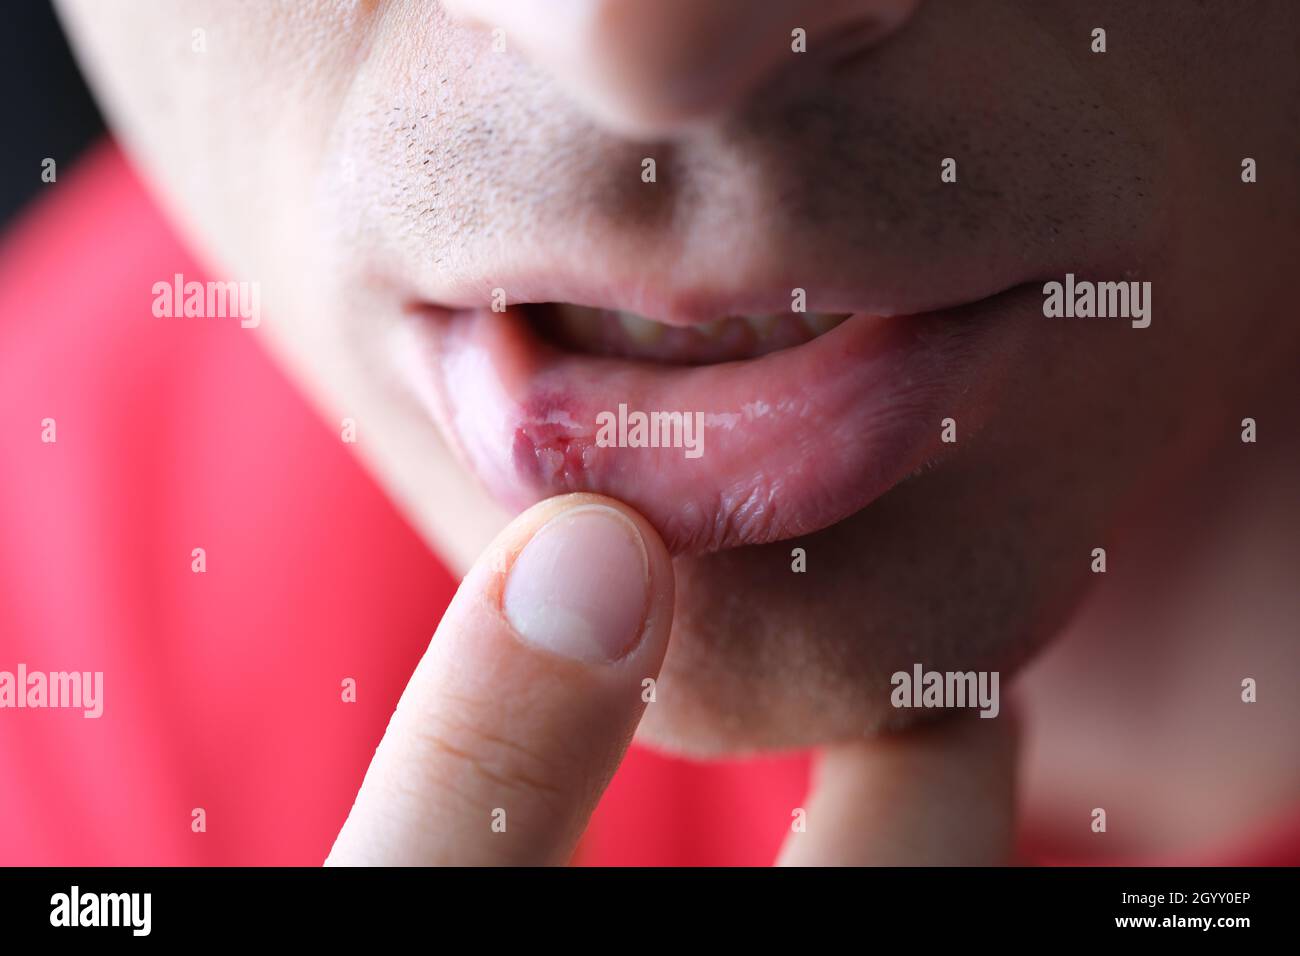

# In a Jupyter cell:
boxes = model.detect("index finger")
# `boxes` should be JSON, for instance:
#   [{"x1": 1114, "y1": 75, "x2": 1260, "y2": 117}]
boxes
[{"x1": 327, "y1": 493, "x2": 675, "y2": 866}]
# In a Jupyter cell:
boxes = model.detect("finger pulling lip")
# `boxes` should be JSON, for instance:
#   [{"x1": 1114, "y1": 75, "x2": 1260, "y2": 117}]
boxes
[{"x1": 397, "y1": 289, "x2": 1034, "y2": 555}]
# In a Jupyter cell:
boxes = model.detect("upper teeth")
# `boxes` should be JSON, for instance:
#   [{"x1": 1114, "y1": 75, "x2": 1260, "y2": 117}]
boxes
[
  {"x1": 546, "y1": 304, "x2": 851, "y2": 362},
  {"x1": 801, "y1": 312, "x2": 849, "y2": 336},
  {"x1": 581, "y1": 307, "x2": 848, "y2": 342},
  {"x1": 617, "y1": 310, "x2": 666, "y2": 345}
]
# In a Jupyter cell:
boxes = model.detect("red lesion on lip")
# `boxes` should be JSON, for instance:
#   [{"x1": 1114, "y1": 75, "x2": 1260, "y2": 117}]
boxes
[{"x1": 506, "y1": 411, "x2": 598, "y2": 489}]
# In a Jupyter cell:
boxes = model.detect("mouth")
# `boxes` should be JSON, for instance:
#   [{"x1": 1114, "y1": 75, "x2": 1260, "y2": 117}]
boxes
[
  {"x1": 531, "y1": 303, "x2": 853, "y2": 365},
  {"x1": 397, "y1": 285, "x2": 1034, "y2": 555}
]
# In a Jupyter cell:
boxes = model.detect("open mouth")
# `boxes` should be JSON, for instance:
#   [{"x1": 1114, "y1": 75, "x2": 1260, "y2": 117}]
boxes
[
  {"x1": 532, "y1": 303, "x2": 853, "y2": 365},
  {"x1": 398, "y1": 287, "x2": 1034, "y2": 555}
]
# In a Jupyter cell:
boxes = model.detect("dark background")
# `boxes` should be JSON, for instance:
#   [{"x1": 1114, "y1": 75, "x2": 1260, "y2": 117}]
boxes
[{"x1": 2, "y1": 1, "x2": 104, "y2": 228}]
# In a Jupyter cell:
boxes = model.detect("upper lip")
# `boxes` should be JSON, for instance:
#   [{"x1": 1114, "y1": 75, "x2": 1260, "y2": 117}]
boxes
[{"x1": 413, "y1": 260, "x2": 1033, "y2": 328}]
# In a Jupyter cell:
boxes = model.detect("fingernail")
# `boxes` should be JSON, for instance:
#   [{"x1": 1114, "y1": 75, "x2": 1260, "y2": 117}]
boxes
[{"x1": 503, "y1": 505, "x2": 651, "y2": 663}]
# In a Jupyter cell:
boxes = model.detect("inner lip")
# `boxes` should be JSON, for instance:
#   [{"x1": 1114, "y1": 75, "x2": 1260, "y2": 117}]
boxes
[{"x1": 527, "y1": 302, "x2": 856, "y2": 365}]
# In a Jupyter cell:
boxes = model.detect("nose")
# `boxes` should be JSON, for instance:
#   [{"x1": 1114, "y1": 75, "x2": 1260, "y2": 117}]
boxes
[{"x1": 442, "y1": 0, "x2": 921, "y2": 137}]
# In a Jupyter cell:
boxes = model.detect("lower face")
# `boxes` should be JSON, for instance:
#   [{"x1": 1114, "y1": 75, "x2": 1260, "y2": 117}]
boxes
[{"x1": 58, "y1": 0, "x2": 1299, "y2": 753}]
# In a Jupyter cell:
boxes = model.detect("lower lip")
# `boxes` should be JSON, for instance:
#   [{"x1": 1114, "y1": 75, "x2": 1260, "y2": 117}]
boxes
[{"x1": 400, "y1": 289, "x2": 1033, "y2": 555}]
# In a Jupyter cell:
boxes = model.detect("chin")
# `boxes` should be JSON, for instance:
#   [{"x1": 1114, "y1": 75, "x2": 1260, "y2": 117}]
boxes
[{"x1": 623, "y1": 485, "x2": 1081, "y2": 758}]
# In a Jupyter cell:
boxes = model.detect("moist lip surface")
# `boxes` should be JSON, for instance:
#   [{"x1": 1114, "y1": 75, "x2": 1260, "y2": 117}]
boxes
[{"x1": 400, "y1": 289, "x2": 1035, "y2": 555}]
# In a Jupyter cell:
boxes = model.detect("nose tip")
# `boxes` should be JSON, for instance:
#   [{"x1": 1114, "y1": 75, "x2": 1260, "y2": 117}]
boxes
[{"x1": 443, "y1": 0, "x2": 921, "y2": 138}]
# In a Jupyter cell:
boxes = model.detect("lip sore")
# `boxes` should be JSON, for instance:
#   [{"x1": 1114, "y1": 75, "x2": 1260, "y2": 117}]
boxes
[
  {"x1": 512, "y1": 418, "x2": 597, "y2": 488},
  {"x1": 402, "y1": 292, "x2": 1032, "y2": 555}
]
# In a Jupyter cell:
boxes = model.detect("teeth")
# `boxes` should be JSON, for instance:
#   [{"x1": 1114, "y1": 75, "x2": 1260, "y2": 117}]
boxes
[
  {"x1": 616, "y1": 309, "x2": 666, "y2": 345},
  {"x1": 800, "y1": 312, "x2": 850, "y2": 337},
  {"x1": 560, "y1": 306, "x2": 846, "y2": 341},
  {"x1": 743, "y1": 314, "x2": 782, "y2": 337},
  {"x1": 545, "y1": 303, "x2": 851, "y2": 362},
  {"x1": 696, "y1": 318, "x2": 728, "y2": 339}
]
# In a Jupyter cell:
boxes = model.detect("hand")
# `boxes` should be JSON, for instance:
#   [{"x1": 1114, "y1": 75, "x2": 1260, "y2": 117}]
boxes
[{"x1": 327, "y1": 492, "x2": 1018, "y2": 866}]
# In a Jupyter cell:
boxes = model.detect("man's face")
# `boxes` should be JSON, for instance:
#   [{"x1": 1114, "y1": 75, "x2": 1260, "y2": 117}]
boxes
[{"x1": 57, "y1": 0, "x2": 1298, "y2": 754}]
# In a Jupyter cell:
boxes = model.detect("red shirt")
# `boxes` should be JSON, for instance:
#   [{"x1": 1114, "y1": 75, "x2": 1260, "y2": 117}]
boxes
[{"x1": 1, "y1": 142, "x2": 1294, "y2": 866}]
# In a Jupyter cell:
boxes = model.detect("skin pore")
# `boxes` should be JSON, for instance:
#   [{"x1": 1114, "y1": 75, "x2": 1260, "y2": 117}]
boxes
[{"x1": 55, "y1": 0, "x2": 1300, "y2": 856}]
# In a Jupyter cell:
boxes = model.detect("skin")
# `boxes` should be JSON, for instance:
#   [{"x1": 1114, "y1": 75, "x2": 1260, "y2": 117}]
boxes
[
  {"x1": 326, "y1": 493, "x2": 1016, "y2": 865},
  {"x1": 54, "y1": 1, "x2": 1300, "y2": 860}
]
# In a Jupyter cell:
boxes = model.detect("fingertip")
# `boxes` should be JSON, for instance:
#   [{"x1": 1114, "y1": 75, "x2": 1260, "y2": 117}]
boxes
[
  {"x1": 328, "y1": 494, "x2": 677, "y2": 866},
  {"x1": 487, "y1": 493, "x2": 675, "y2": 669}
]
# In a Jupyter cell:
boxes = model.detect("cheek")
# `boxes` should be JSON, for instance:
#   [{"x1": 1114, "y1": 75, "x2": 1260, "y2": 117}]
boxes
[{"x1": 66, "y1": 0, "x2": 377, "y2": 273}]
